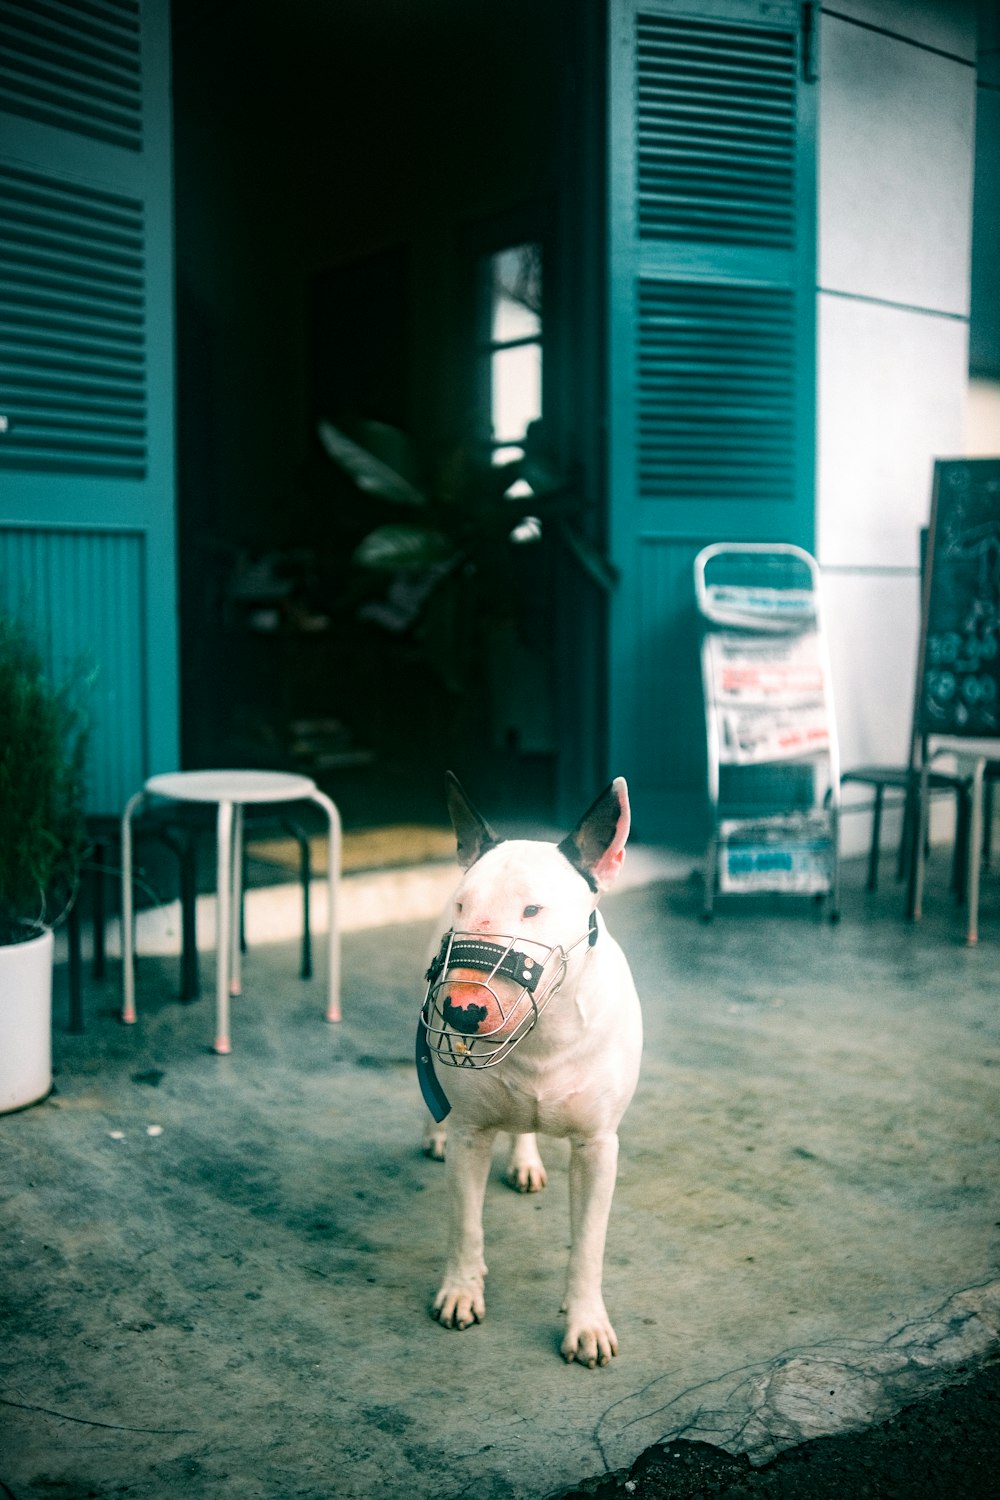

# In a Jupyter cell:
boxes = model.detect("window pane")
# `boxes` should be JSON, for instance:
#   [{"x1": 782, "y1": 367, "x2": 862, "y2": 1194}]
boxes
[
  {"x1": 492, "y1": 341, "x2": 541, "y2": 447},
  {"x1": 491, "y1": 244, "x2": 542, "y2": 343},
  {"x1": 493, "y1": 444, "x2": 526, "y2": 465}
]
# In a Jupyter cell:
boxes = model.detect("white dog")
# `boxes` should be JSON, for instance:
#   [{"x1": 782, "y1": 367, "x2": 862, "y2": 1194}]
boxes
[{"x1": 417, "y1": 773, "x2": 642, "y2": 1367}]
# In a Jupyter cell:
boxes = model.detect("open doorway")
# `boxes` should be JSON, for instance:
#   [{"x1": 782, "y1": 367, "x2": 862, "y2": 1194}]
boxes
[{"x1": 171, "y1": 0, "x2": 592, "y2": 832}]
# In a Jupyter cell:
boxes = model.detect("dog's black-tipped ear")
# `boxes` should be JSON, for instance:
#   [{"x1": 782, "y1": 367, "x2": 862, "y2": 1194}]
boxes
[
  {"x1": 558, "y1": 777, "x2": 631, "y2": 892},
  {"x1": 445, "y1": 771, "x2": 502, "y2": 869}
]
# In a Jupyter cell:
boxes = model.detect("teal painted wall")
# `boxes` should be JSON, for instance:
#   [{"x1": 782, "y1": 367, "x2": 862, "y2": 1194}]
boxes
[{"x1": 0, "y1": 0, "x2": 179, "y2": 816}]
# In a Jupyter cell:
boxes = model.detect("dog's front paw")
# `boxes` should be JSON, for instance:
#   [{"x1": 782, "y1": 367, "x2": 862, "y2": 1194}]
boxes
[
  {"x1": 560, "y1": 1301, "x2": 618, "y2": 1368},
  {"x1": 432, "y1": 1280, "x2": 486, "y2": 1331}
]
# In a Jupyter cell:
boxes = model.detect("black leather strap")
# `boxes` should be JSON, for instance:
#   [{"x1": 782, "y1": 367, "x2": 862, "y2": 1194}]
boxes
[
  {"x1": 415, "y1": 1013, "x2": 451, "y2": 1121},
  {"x1": 444, "y1": 937, "x2": 545, "y2": 994}
]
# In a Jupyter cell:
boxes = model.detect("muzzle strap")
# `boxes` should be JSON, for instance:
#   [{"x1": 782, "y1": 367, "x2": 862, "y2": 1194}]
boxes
[
  {"x1": 441, "y1": 936, "x2": 546, "y2": 993},
  {"x1": 415, "y1": 1013, "x2": 451, "y2": 1122}
]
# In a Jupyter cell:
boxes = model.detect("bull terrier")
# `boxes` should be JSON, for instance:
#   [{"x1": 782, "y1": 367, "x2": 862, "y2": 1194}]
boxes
[{"x1": 417, "y1": 773, "x2": 642, "y2": 1367}]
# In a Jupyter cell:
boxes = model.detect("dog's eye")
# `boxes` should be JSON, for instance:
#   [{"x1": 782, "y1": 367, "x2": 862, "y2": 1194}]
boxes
[
  {"x1": 522, "y1": 904, "x2": 541, "y2": 918},
  {"x1": 455, "y1": 901, "x2": 463, "y2": 914}
]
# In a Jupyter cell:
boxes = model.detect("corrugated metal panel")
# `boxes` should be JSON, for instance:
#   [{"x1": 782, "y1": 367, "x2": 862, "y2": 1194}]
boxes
[
  {"x1": 636, "y1": 277, "x2": 797, "y2": 501},
  {"x1": 0, "y1": 160, "x2": 147, "y2": 477},
  {"x1": 0, "y1": 525, "x2": 147, "y2": 814},
  {"x1": 0, "y1": 0, "x2": 143, "y2": 151},
  {"x1": 636, "y1": 9, "x2": 798, "y2": 248},
  {"x1": 634, "y1": 536, "x2": 706, "y2": 785}
]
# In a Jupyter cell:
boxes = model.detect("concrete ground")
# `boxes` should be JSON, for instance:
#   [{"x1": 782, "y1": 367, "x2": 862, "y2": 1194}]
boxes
[{"x1": 2, "y1": 842, "x2": 999, "y2": 1500}]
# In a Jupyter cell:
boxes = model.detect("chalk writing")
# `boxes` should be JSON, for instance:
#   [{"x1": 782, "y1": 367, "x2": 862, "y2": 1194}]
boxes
[{"x1": 919, "y1": 460, "x2": 1000, "y2": 735}]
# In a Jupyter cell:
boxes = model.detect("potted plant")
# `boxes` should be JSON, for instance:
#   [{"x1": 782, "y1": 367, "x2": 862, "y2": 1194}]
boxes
[
  {"x1": 0, "y1": 610, "x2": 88, "y2": 1112},
  {"x1": 317, "y1": 416, "x2": 618, "y2": 700}
]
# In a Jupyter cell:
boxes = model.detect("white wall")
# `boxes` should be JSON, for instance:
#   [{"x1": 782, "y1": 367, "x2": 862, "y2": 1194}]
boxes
[
  {"x1": 968, "y1": 377, "x2": 1000, "y2": 453},
  {"x1": 815, "y1": 1, "x2": 979, "y2": 857}
]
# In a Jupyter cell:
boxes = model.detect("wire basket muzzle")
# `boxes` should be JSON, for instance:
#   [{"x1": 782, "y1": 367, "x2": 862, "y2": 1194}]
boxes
[{"x1": 421, "y1": 931, "x2": 568, "y2": 1068}]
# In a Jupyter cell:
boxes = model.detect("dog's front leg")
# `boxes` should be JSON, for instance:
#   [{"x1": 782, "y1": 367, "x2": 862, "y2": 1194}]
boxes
[
  {"x1": 432, "y1": 1124, "x2": 495, "y2": 1331},
  {"x1": 562, "y1": 1132, "x2": 620, "y2": 1368}
]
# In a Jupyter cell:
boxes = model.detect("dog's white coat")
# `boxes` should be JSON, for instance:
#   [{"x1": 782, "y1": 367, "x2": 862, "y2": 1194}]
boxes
[{"x1": 424, "y1": 778, "x2": 642, "y2": 1368}]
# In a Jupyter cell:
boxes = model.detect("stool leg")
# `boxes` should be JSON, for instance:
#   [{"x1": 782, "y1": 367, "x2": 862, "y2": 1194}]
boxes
[
  {"x1": 230, "y1": 804, "x2": 243, "y2": 997},
  {"x1": 309, "y1": 790, "x2": 341, "y2": 1022},
  {"x1": 121, "y1": 792, "x2": 144, "y2": 1023},
  {"x1": 214, "y1": 800, "x2": 234, "y2": 1054}
]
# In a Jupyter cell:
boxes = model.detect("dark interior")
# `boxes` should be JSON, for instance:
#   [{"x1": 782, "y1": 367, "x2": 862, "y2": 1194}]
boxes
[{"x1": 171, "y1": 0, "x2": 599, "y2": 829}]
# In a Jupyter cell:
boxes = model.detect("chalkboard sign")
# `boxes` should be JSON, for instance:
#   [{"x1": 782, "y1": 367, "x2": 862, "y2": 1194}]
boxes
[{"x1": 916, "y1": 458, "x2": 1000, "y2": 736}]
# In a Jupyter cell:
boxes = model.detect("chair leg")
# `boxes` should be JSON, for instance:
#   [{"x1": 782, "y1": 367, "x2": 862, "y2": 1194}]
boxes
[
  {"x1": 953, "y1": 788, "x2": 970, "y2": 902},
  {"x1": 867, "y1": 786, "x2": 884, "y2": 892},
  {"x1": 908, "y1": 764, "x2": 932, "y2": 920},
  {"x1": 155, "y1": 823, "x2": 202, "y2": 1001},
  {"x1": 983, "y1": 778, "x2": 994, "y2": 869},
  {"x1": 92, "y1": 838, "x2": 107, "y2": 980},
  {"x1": 897, "y1": 776, "x2": 918, "y2": 883},
  {"x1": 121, "y1": 792, "x2": 145, "y2": 1024},
  {"x1": 297, "y1": 825, "x2": 312, "y2": 981},
  {"x1": 966, "y1": 760, "x2": 986, "y2": 945},
  {"x1": 179, "y1": 835, "x2": 200, "y2": 1001},
  {"x1": 702, "y1": 830, "x2": 717, "y2": 920},
  {"x1": 67, "y1": 895, "x2": 84, "y2": 1034}
]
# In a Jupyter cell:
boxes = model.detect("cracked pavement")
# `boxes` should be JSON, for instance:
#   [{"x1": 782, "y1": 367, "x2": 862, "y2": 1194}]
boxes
[{"x1": 1, "y1": 852, "x2": 998, "y2": 1498}]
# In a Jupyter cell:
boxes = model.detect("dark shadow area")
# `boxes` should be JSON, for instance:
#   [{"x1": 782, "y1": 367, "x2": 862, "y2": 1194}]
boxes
[
  {"x1": 552, "y1": 1358, "x2": 1000, "y2": 1499},
  {"x1": 170, "y1": 0, "x2": 597, "y2": 831}
]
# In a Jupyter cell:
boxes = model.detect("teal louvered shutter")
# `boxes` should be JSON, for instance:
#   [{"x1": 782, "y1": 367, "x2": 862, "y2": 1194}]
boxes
[
  {"x1": 606, "y1": 0, "x2": 815, "y2": 835},
  {"x1": 0, "y1": 0, "x2": 177, "y2": 816}
]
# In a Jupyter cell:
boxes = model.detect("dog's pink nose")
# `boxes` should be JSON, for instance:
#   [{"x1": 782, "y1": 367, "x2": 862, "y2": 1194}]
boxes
[{"x1": 442, "y1": 968, "x2": 521, "y2": 1039}]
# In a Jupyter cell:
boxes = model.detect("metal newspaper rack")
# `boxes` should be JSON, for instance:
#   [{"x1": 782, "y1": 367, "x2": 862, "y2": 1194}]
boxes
[{"x1": 694, "y1": 543, "x2": 841, "y2": 920}]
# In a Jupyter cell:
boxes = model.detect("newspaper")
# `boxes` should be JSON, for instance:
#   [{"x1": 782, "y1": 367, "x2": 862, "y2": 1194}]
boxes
[
  {"x1": 708, "y1": 630, "x2": 829, "y2": 765},
  {"x1": 701, "y1": 584, "x2": 816, "y2": 631},
  {"x1": 718, "y1": 815, "x2": 832, "y2": 894}
]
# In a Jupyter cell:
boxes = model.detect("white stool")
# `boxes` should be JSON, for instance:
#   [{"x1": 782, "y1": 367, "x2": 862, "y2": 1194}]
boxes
[{"x1": 121, "y1": 770, "x2": 342, "y2": 1052}]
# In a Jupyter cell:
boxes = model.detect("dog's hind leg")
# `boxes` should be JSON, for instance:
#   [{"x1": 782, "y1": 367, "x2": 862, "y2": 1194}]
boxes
[
  {"x1": 422, "y1": 1115, "x2": 447, "y2": 1161},
  {"x1": 432, "y1": 1124, "x2": 495, "y2": 1331},
  {"x1": 505, "y1": 1132, "x2": 547, "y2": 1193}
]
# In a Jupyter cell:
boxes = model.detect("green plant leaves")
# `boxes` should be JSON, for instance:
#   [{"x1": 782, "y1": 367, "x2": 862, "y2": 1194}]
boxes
[
  {"x1": 0, "y1": 613, "x2": 88, "y2": 933},
  {"x1": 318, "y1": 420, "x2": 426, "y2": 508},
  {"x1": 352, "y1": 524, "x2": 459, "y2": 572}
]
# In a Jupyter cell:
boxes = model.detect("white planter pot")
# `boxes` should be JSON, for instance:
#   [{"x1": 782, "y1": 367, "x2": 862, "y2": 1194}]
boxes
[{"x1": 0, "y1": 924, "x2": 53, "y2": 1113}]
